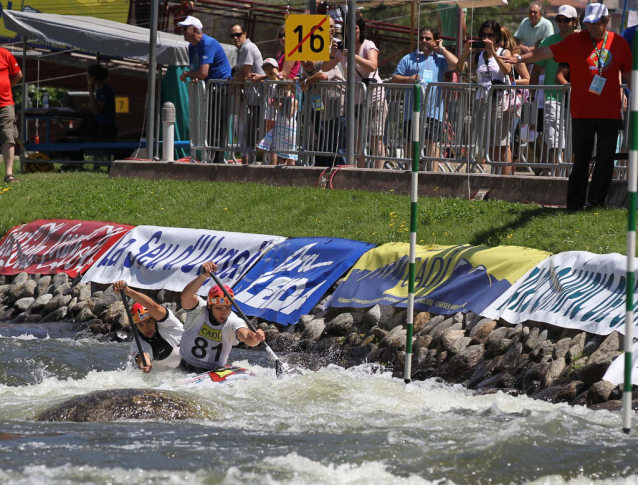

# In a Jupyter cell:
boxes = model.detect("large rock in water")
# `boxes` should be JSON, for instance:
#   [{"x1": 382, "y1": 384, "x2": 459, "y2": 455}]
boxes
[{"x1": 35, "y1": 389, "x2": 204, "y2": 422}]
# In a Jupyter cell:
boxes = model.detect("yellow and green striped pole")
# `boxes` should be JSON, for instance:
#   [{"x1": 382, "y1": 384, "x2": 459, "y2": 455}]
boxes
[
  {"x1": 623, "y1": 34, "x2": 638, "y2": 434},
  {"x1": 404, "y1": 81, "x2": 421, "y2": 384}
]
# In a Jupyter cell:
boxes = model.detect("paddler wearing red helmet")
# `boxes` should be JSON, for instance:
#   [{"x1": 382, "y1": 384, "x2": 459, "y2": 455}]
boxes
[
  {"x1": 179, "y1": 261, "x2": 266, "y2": 373},
  {"x1": 112, "y1": 280, "x2": 184, "y2": 373}
]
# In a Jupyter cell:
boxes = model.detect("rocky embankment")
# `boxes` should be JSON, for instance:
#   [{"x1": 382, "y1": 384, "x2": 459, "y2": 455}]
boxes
[{"x1": 0, "y1": 272, "x2": 630, "y2": 410}]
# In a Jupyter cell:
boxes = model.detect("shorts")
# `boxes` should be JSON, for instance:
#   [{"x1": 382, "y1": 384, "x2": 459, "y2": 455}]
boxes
[
  {"x1": 404, "y1": 117, "x2": 443, "y2": 144},
  {"x1": 543, "y1": 98, "x2": 565, "y2": 150},
  {"x1": 486, "y1": 95, "x2": 512, "y2": 147},
  {"x1": 0, "y1": 105, "x2": 18, "y2": 145},
  {"x1": 356, "y1": 98, "x2": 387, "y2": 137}
]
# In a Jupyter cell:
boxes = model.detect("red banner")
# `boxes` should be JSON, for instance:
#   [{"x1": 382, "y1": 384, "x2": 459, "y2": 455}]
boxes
[{"x1": 0, "y1": 219, "x2": 134, "y2": 277}]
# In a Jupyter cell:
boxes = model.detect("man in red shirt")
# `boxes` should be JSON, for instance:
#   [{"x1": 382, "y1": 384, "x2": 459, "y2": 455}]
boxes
[
  {"x1": 0, "y1": 48, "x2": 22, "y2": 183},
  {"x1": 501, "y1": 3, "x2": 632, "y2": 210}
]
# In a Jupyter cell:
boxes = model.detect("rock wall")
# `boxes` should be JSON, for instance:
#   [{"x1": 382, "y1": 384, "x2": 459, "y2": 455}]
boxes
[{"x1": 0, "y1": 272, "x2": 631, "y2": 409}]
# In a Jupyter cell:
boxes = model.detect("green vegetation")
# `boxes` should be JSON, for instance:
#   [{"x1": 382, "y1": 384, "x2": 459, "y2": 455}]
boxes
[{"x1": 0, "y1": 170, "x2": 630, "y2": 256}]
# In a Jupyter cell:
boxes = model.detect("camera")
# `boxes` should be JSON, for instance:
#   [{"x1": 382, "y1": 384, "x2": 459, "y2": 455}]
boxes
[
  {"x1": 472, "y1": 41, "x2": 486, "y2": 49},
  {"x1": 336, "y1": 38, "x2": 347, "y2": 50}
]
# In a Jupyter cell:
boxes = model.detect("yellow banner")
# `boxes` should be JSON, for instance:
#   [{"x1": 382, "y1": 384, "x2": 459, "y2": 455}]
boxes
[
  {"x1": 0, "y1": 0, "x2": 129, "y2": 40},
  {"x1": 330, "y1": 243, "x2": 551, "y2": 314}
]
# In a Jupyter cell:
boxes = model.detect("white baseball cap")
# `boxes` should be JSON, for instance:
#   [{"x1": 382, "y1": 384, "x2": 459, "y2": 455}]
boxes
[
  {"x1": 177, "y1": 15, "x2": 203, "y2": 30},
  {"x1": 556, "y1": 5, "x2": 578, "y2": 19},
  {"x1": 262, "y1": 58, "x2": 278, "y2": 69},
  {"x1": 582, "y1": 3, "x2": 608, "y2": 23}
]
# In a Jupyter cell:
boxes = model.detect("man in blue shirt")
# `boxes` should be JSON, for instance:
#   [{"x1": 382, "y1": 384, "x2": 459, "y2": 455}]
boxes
[
  {"x1": 178, "y1": 15, "x2": 231, "y2": 163},
  {"x1": 391, "y1": 27, "x2": 457, "y2": 169}
]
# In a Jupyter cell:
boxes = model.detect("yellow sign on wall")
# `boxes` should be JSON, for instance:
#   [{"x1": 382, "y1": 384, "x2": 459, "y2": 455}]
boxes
[
  {"x1": 115, "y1": 97, "x2": 129, "y2": 113},
  {"x1": 285, "y1": 14, "x2": 331, "y2": 62}
]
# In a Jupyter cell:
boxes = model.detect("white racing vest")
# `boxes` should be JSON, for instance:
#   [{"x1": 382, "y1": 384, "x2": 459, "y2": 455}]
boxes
[
  {"x1": 129, "y1": 309, "x2": 184, "y2": 368},
  {"x1": 180, "y1": 297, "x2": 247, "y2": 369}
]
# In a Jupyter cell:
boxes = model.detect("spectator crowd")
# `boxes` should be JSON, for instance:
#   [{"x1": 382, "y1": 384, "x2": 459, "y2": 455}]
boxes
[{"x1": 175, "y1": 1, "x2": 635, "y2": 210}]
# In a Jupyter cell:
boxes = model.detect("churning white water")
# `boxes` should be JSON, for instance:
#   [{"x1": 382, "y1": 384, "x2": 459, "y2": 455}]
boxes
[{"x1": 1, "y1": 326, "x2": 638, "y2": 485}]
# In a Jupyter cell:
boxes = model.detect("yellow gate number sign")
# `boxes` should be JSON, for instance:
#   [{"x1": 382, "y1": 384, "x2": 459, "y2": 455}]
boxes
[
  {"x1": 115, "y1": 97, "x2": 129, "y2": 113},
  {"x1": 285, "y1": 14, "x2": 330, "y2": 62}
]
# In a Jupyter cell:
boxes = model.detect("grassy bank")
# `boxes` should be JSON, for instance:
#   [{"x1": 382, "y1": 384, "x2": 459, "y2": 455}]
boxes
[{"x1": 0, "y1": 170, "x2": 629, "y2": 255}]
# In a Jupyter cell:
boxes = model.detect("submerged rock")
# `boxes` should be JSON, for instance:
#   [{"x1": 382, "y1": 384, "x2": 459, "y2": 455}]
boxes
[{"x1": 35, "y1": 389, "x2": 204, "y2": 422}]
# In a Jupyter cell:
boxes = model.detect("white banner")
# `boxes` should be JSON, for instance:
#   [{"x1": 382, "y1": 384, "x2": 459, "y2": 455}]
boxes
[
  {"x1": 482, "y1": 251, "x2": 637, "y2": 336},
  {"x1": 81, "y1": 226, "x2": 286, "y2": 294},
  {"x1": 604, "y1": 342, "x2": 638, "y2": 386}
]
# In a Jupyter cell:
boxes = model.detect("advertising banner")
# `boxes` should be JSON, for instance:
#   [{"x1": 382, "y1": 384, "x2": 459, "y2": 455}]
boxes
[
  {"x1": 327, "y1": 243, "x2": 550, "y2": 315},
  {"x1": 0, "y1": 219, "x2": 133, "y2": 277},
  {"x1": 482, "y1": 251, "x2": 637, "y2": 336},
  {"x1": 233, "y1": 237, "x2": 375, "y2": 325},
  {"x1": 81, "y1": 225, "x2": 286, "y2": 294},
  {"x1": 603, "y1": 341, "x2": 638, "y2": 386},
  {"x1": 0, "y1": 0, "x2": 130, "y2": 45}
]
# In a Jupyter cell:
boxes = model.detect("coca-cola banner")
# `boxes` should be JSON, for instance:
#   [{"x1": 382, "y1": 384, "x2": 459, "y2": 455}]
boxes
[{"x1": 0, "y1": 219, "x2": 134, "y2": 277}]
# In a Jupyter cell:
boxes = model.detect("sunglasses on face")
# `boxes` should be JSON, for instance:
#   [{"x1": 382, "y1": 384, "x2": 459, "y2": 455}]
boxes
[
  {"x1": 278, "y1": 32, "x2": 285, "y2": 38},
  {"x1": 480, "y1": 32, "x2": 496, "y2": 39},
  {"x1": 555, "y1": 17, "x2": 571, "y2": 23},
  {"x1": 229, "y1": 32, "x2": 244, "y2": 38},
  {"x1": 420, "y1": 36, "x2": 433, "y2": 41}
]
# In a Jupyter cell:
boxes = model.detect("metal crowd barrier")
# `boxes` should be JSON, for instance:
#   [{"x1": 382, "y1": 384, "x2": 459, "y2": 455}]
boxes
[
  {"x1": 188, "y1": 78, "x2": 630, "y2": 178},
  {"x1": 420, "y1": 82, "x2": 486, "y2": 173}
]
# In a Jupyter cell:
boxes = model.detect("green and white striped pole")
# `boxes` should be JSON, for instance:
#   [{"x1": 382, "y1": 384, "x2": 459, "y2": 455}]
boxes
[
  {"x1": 622, "y1": 34, "x2": 638, "y2": 434},
  {"x1": 404, "y1": 80, "x2": 421, "y2": 384}
]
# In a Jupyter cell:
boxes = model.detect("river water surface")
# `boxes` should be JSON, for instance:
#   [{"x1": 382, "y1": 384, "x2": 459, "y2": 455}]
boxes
[{"x1": 2, "y1": 323, "x2": 638, "y2": 485}]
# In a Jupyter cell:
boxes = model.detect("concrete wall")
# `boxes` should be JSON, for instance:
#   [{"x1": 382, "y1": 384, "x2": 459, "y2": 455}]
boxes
[{"x1": 109, "y1": 161, "x2": 629, "y2": 208}]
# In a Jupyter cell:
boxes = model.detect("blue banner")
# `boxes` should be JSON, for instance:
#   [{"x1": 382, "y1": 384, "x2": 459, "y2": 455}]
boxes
[{"x1": 233, "y1": 237, "x2": 375, "y2": 325}]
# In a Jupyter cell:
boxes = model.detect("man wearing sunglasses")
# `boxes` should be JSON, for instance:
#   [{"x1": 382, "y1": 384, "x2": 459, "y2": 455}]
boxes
[
  {"x1": 392, "y1": 27, "x2": 458, "y2": 165},
  {"x1": 229, "y1": 23, "x2": 265, "y2": 165},
  {"x1": 112, "y1": 280, "x2": 184, "y2": 373},
  {"x1": 529, "y1": 5, "x2": 578, "y2": 175},
  {"x1": 501, "y1": 3, "x2": 632, "y2": 211},
  {"x1": 515, "y1": 1, "x2": 554, "y2": 55},
  {"x1": 178, "y1": 15, "x2": 231, "y2": 163}
]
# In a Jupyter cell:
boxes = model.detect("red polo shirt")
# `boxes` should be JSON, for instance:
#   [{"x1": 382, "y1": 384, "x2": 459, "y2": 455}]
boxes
[
  {"x1": 550, "y1": 29, "x2": 632, "y2": 119},
  {"x1": 0, "y1": 48, "x2": 20, "y2": 108}
]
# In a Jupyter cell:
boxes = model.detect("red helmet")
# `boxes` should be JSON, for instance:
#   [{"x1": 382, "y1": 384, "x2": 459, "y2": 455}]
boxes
[
  {"x1": 207, "y1": 285, "x2": 233, "y2": 306},
  {"x1": 131, "y1": 303, "x2": 152, "y2": 324}
]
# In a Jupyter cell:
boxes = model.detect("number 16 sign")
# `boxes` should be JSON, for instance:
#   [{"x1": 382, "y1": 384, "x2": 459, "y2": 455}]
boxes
[{"x1": 285, "y1": 15, "x2": 330, "y2": 62}]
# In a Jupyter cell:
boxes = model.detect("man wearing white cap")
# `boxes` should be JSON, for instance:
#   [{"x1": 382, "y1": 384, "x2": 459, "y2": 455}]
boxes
[
  {"x1": 529, "y1": 4, "x2": 579, "y2": 175},
  {"x1": 502, "y1": 3, "x2": 632, "y2": 210},
  {"x1": 178, "y1": 15, "x2": 231, "y2": 163}
]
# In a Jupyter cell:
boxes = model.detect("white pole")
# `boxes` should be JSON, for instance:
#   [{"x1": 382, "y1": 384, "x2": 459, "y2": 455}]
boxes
[{"x1": 162, "y1": 102, "x2": 175, "y2": 162}]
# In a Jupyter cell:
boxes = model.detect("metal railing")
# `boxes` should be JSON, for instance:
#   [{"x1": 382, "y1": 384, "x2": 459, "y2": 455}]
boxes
[{"x1": 187, "y1": 78, "x2": 630, "y2": 179}]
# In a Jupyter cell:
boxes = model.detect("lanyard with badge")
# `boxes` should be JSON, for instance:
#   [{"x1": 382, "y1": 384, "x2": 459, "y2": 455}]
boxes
[
  {"x1": 420, "y1": 54, "x2": 434, "y2": 83},
  {"x1": 589, "y1": 31, "x2": 608, "y2": 95}
]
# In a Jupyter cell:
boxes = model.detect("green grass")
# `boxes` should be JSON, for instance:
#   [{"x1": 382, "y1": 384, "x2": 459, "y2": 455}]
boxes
[{"x1": 0, "y1": 170, "x2": 630, "y2": 255}]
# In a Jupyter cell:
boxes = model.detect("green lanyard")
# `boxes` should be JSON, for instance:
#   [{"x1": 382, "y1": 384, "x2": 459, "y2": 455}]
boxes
[{"x1": 591, "y1": 31, "x2": 608, "y2": 76}]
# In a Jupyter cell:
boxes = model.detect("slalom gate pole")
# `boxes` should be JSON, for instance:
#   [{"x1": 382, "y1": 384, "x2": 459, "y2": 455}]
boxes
[
  {"x1": 403, "y1": 80, "x2": 421, "y2": 384},
  {"x1": 622, "y1": 33, "x2": 638, "y2": 434}
]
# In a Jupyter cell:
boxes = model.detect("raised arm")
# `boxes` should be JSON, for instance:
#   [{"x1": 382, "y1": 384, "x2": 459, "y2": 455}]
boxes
[
  {"x1": 113, "y1": 280, "x2": 168, "y2": 321},
  {"x1": 181, "y1": 261, "x2": 218, "y2": 310}
]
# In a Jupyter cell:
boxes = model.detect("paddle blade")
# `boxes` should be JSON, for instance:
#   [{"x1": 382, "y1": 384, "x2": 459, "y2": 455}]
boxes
[{"x1": 275, "y1": 360, "x2": 285, "y2": 379}]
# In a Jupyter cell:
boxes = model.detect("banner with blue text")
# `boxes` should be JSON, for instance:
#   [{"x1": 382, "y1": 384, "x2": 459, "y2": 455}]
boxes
[
  {"x1": 81, "y1": 226, "x2": 286, "y2": 294},
  {"x1": 327, "y1": 243, "x2": 550, "y2": 315},
  {"x1": 482, "y1": 251, "x2": 637, "y2": 336},
  {"x1": 233, "y1": 237, "x2": 375, "y2": 325}
]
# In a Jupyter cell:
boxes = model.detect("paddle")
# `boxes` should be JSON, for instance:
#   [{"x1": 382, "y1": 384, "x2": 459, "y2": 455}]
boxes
[
  {"x1": 209, "y1": 272, "x2": 287, "y2": 378},
  {"x1": 119, "y1": 286, "x2": 149, "y2": 369}
]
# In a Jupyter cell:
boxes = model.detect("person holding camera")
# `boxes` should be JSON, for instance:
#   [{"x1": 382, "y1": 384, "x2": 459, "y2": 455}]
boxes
[
  {"x1": 322, "y1": 15, "x2": 386, "y2": 169},
  {"x1": 457, "y1": 19, "x2": 515, "y2": 174}
]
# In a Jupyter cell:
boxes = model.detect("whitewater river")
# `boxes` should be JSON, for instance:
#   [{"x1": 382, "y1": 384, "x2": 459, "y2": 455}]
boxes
[{"x1": 2, "y1": 323, "x2": 638, "y2": 485}]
